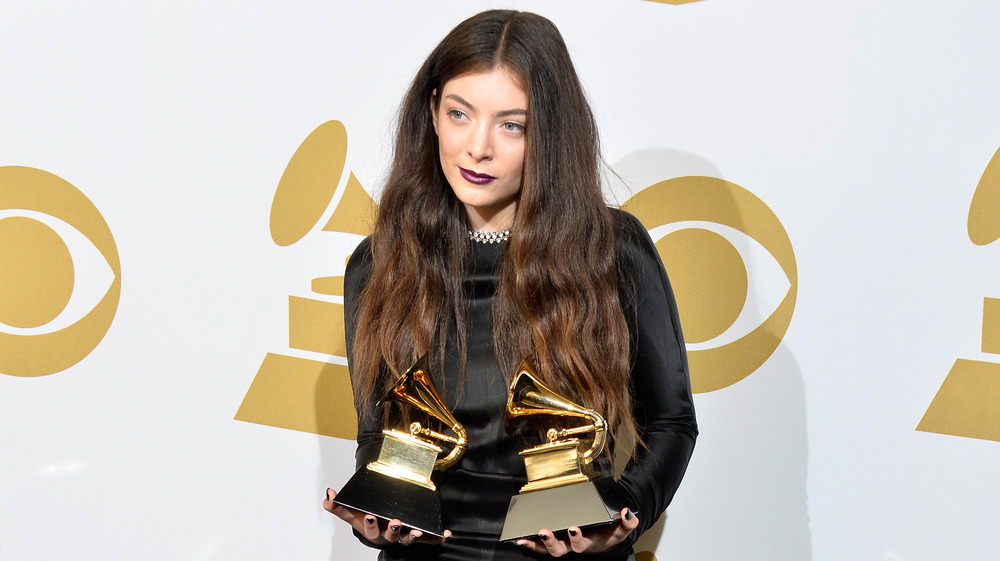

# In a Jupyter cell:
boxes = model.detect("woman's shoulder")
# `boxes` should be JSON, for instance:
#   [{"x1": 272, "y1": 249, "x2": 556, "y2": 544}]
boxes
[
  {"x1": 610, "y1": 207, "x2": 661, "y2": 265},
  {"x1": 610, "y1": 207, "x2": 646, "y2": 236},
  {"x1": 346, "y1": 236, "x2": 374, "y2": 265},
  {"x1": 345, "y1": 236, "x2": 375, "y2": 294}
]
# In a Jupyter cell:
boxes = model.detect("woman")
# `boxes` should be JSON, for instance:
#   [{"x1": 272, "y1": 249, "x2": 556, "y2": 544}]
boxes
[{"x1": 323, "y1": 9, "x2": 697, "y2": 560}]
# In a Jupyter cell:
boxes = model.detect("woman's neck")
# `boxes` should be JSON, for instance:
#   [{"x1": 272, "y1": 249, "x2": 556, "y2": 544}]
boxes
[{"x1": 464, "y1": 205, "x2": 515, "y2": 232}]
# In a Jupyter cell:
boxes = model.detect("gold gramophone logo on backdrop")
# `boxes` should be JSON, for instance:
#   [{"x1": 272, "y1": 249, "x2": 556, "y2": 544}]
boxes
[
  {"x1": 918, "y1": 146, "x2": 1000, "y2": 442},
  {"x1": 234, "y1": 120, "x2": 376, "y2": 439},
  {"x1": 623, "y1": 177, "x2": 797, "y2": 393},
  {"x1": 0, "y1": 166, "x2": 121, "y2": 377}
]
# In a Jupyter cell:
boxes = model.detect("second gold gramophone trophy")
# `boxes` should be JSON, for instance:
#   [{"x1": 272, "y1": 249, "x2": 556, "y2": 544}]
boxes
[
  {"x1": 499, "y1": 358, "x2": 631, "y2": 541},
  {"x1": 333, "y1": 355, "x2": 467, "y2": 537}
]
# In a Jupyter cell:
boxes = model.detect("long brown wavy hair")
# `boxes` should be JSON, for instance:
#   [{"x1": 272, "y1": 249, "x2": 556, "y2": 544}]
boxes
[{"x1": 350, "y1": 10, "x2": 637, "y2": 451}]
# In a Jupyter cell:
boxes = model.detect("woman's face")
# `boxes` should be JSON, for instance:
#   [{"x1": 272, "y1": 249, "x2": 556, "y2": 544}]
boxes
[{"x1": 432, "y1": 68, "x2": 527, "y2": 231}]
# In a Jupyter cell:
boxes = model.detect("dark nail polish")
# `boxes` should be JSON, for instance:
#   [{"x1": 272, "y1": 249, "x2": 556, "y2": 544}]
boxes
[
  {"x1": 365, "y1": 516, "x2": 376, "y2": 524},
  {"x1": 569, "y1": 528, "x2": 578, "y2": 537},
  {"x1": 325, "y1": 489, "x2": 331, "y2": 501},
  {"x1": 390, "y1": 524, "x2": 401, "y2": 532},
  {"x1": 538, "y1": 533, "x2": 549, "y2": 541},
  {"x1": 625, "y1": 509, "x2": 633, "y2": 521}
]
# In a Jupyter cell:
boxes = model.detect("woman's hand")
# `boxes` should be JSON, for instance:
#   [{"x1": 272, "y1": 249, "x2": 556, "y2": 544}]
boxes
[
  {"x1": 323, "y1": 488, "x2": 451, "y2": 547},
  {"x1": 513, "y1": 508, "x2": 638, "y2": 557}
]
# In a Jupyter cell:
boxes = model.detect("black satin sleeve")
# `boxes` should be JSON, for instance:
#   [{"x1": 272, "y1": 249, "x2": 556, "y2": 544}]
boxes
[
  {"x1": 345, "y1": 237, "x2": 408, "y2": 553},
  {"x1": 605, "y1": 209, "x2": 698, "y2": 554},
  {"x1": 343, "y1": 236, "x2": 382, "y2": 471}
]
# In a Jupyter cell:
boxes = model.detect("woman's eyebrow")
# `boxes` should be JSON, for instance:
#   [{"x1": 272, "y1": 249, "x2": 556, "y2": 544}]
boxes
[
  {"x1": 444, "y1": 93, "x2": 526, "y2": 118},
  {"x1": 496, "y1": 108, "x2": 527, "y2": 118},
  {"x1": 444, "y1": 93, "x2": 475, "y2": 111}
]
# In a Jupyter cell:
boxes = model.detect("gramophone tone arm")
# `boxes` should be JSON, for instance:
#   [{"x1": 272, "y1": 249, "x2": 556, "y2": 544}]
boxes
[
  {"x1": 409, "y1": 422, "x2": 469, "y2": 471},
  {"x1": 411, "y1": 423, "x2": 463, "y2": 446},
  {"x1": 548, "y1": 424, "x2": 600, "y2": 442},
  {"x1": 546, "y1": 418, "x2": 607, "y2": 466}
]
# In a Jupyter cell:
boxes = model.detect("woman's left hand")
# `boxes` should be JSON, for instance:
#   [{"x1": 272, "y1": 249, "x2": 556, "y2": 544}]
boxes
[{"x1": 513, "y1": 508, "x2": 638, "y2": 557}]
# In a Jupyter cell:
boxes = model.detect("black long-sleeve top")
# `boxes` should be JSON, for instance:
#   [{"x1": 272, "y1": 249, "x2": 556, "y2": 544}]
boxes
[{"x1": 343, "y1": 210, "x2": 697, "y2": 561}]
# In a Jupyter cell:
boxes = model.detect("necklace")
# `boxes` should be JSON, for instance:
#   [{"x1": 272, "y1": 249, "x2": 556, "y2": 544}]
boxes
[{"x1": 468, "y1": 228, "x2": 511, "y2": 244}]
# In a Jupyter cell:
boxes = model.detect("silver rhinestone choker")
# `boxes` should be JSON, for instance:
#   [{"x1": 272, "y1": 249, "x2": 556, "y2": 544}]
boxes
[{"x1": 468, "y1": 228, "x2": 511, "y2": 244}]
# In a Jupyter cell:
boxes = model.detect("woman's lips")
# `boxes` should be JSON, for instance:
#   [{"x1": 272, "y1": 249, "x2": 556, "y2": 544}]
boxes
[{"x1": 459, "y1": 167, "x2": 496, "y2": 185}]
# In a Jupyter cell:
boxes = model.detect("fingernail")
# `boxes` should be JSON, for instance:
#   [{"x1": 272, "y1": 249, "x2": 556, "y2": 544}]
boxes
[
  {"x1": 625, "y1": 509, "x2": 634, "y2": 521},
  {"x1": 365, "y1": 516, "x2": 376, "y2": 524},
  {"x1": 325, "y1": 489, "x2": 331, "y2": 501},
  {"x1": 538, "y1": 533, "x2": 549, "y2": 541},
  {"x1": 569, "y1": 528, "x2": 578, "y2": 537},
  {"x1": 390, "y1": 524, "x2": 401, "y2": 532}
]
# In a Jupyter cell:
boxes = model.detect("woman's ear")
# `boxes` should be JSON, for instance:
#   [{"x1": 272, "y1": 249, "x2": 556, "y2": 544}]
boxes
[{"x1": 430, "y1": 89, "x2": 438, "y2": 134}]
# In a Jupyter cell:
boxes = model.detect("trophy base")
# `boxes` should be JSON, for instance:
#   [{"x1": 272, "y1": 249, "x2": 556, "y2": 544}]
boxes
[
  {"x1": 332, "y1": 466, "x2": 444, "y2": 537},
  {"x1": 498, "y1": 477, "x2": 632, "y2": 542}
]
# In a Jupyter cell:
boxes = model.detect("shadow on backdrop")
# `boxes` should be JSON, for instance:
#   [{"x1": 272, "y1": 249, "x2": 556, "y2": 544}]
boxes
[{"x1": 612, "y1": 148, "x2": 811, "y2": 561}]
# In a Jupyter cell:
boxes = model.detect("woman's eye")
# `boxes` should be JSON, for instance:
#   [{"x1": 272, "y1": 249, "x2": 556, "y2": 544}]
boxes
[
  {"x1": 503, "y1": 121, "x2": 525, "y2": 133},
  {"x1": 448, "y1": 109, "x2": 467, "y2": 120}
]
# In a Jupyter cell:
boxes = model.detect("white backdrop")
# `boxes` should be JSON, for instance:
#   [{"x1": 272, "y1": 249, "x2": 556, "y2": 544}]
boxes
[{"x1": 2, "y1": 1, "x2": 1000, "y2": 560}]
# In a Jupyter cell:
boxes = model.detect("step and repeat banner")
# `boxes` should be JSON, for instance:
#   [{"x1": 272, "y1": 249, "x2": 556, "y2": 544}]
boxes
[{"x1": 2, "y1": 1, "x2": 999, "y2": 560}]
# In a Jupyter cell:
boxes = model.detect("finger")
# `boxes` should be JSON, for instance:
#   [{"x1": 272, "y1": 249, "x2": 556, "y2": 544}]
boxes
[
  {"x1": 323, "y1": 489, "x2": 362, "y2": 527},
  {"x1": 514, "y1": 537, "x2": 547, "y2": 554},
  {"x1": 322, "y1": 488, "x2": 336, "y2": 513},
  {"x1": 384, "y1": 519, "x2": 402, "y2": 543},
  {"x1": 620, "y1": 508, "x2": 639, "y2": 532},
  {"x1": 398, "y1": 529, "x2": 421, "y2": 546},
  {"x1": 362, "y1": 514, "x2": 381, "y2": 541},
  {"x1": 537, "y1": 530, "x2": 570, "y2": 557},
  {"x1": 567, "y1": 526, "x2": 592, "y2": 553},
  {"x1": 602, "y1": 509, "x2": 639, "y2": 547}
]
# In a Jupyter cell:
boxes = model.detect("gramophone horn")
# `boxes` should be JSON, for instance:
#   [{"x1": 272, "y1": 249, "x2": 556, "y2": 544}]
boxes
[
  {"x1": 505, "y1": 358, "x2": 607, "y2": 465},
  {"x1": 379, "y1": 355, "x2": 468, "y2": 470}
]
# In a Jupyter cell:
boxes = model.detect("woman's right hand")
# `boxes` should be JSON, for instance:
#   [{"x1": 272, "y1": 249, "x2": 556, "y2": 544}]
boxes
[{"x1": 323, "y1": 488, "x2": 451, "y2": 547}]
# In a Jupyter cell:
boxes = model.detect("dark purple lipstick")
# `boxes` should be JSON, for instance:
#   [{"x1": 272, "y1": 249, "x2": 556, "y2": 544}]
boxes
[{"x1": 459, "y1": 167, "x2": 496, "y2": 185}]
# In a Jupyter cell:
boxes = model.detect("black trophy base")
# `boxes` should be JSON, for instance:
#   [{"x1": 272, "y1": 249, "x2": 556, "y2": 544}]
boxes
[
  {"x1": 332, "y1": 467, "x2": 444, "y2": 537},
  {"x1": 499, "y1": 477, "x2": 632, "y2": 542}
]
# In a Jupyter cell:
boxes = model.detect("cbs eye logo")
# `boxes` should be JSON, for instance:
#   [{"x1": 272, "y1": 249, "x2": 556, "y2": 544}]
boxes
[
  {"x1": 624, "y1": 176, "x2": 797, "y2": 393},
  {"x1": 0, "y1": 166, "x2": 121, "y2": 377}
]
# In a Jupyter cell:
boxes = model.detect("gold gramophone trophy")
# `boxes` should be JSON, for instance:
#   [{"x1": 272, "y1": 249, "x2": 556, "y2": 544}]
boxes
[
  {"x1": 499, "y1": 358, "x2": 631, "y2": 541},
  {"x1": 333, "y1": 355, "x2": 467, "y2": 536}
]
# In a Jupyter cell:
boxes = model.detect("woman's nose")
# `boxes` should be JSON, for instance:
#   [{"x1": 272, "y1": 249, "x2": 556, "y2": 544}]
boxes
[{"x1": 467, "y1": 125, "x2": 493, "y2": 161}]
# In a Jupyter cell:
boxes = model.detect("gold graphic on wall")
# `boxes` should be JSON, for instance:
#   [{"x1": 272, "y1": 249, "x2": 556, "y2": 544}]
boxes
[
  {"x1": 235, "y1": 120, "x2": 376, "y2": 440},
  {"x1": 918, "y1": 146, "x2": 1000, "y2": 442},
  {"x1": 967, "y1": 146, "x2": 1000, "y2": 246},
  {"x1": 642, "y1": 0, "x2": 704, "y2": 5},
  {"x1": 0, "y1": 217, "x2": 74, "y2": 328},
  {"x1": 0, "y1": 166, "x2": 121, "y2": 377},
  {"x1": 623, "y1": 176, "x2": 797, "y2": 393},
  {"x1": 270, "y1": 120, "x2": 351, "y2": 246}
]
